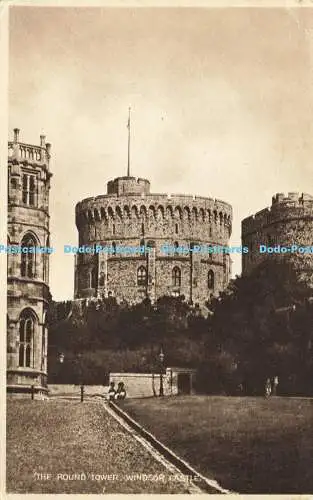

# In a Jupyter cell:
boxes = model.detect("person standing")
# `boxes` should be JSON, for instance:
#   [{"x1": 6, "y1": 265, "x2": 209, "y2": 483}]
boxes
[
  {"x1": 272, "y1": 376, "x2": 279, "y2": 396},
  {"x1": 265, "y1": 378, "x2": 272, "y2": 398}
]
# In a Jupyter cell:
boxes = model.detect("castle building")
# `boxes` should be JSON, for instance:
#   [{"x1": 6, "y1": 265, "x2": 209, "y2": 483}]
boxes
[
  {"x1": 7, "y1": 128, "x2": 52, "y2": 396},
  {"x1": 74, "y1": 175, "x2": 233, "y2": 305},
  {"x1": 241, "y1": 192, "x2": 313, "y2": 284}
]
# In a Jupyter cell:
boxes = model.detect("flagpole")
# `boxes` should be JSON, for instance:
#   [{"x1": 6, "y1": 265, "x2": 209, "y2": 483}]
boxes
[{"x1": 127, "y1": 107, "x2": 131, "y2": 177}]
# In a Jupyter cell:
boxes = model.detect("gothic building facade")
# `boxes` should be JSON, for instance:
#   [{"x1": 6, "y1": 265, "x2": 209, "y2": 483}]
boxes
[
  {"x1": 7, "y1": 128, "x2": 52, "y2": 396},
  {"x1": 74, "y1": 176, "x2": 233, "y2": 305}
]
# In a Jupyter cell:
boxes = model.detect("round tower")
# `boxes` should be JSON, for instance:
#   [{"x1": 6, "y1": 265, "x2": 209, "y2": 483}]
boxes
[
  {"x1": 241, "y1": 192, "x2": 313, "y2": 285},
  {"x1": 7, "y1": 129, "x2": 52, "y2": 397},
  {"x1": 74, "y1": 175, "x2": 233, "y2": 306}
]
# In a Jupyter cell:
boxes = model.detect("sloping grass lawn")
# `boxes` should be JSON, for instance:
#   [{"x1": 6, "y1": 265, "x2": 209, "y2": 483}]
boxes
[
  {"x1": 120, "y1": 395, "x2": 313, "y2": 494},
  {"x1": 6, "y1": 399, "x2": 189, "y2": 494}
]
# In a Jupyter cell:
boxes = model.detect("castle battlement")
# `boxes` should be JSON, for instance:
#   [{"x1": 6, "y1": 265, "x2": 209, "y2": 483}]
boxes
[
  {"x1": 272, "y1": 192, "x2": 313, "y2": 205},
  {"x1": 75, "y1": 191, "x2": 233, "y2": 225},
  {"x1": 75, "y1": 175, "x2": 233, "y2": 305},
  {"x1": 242, "y1": 192, "x2": 313, "y2": 234},
  {"x1": 241, "y1": 192, "x2": 313, "y2": 284}
]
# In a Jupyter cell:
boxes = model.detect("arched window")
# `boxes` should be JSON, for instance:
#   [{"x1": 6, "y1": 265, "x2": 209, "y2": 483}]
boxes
[
  {"x1": 141, "y1": 223, "x2": 144, "y2": 235},
  {"x1": 19, "y1": 310, "x2": 35, "y2": 367},
  {"x1": 112, "y1": 224, "x2": 116, "y2": 235},
  {"x1": 137, "y1": 266, "x2": 147, "y2": 286},
  {"x1": 90, "y1": 267, "x2": 98, "y2": 289},
  {"x1": 174, "y1": 241, "x2": 179, "y2": 254},
  {"x1": 21, "y1": 233, "x2": 37, "y2": 278},
  {"x1": 172, "y1": 267, "x2": 181, "y2": 287},
  {"x1": 175, "y1": 224, "x2": 179, "y2": 234},
  {"x1": 208, "y1": 270, "x2": 215, "y2": 290}
]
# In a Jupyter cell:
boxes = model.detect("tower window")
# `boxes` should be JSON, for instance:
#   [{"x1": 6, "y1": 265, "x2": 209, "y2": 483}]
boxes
[
  {"x1": 19, "y1": 310, "x2": 35, "y2": 368},
  {"x1": 172, "y1": 266, "x2": 181, "y2": 287},
  {"x1": 99, "y1": 272, "x2": 105, "y2": 287},
  {"x1": 21, "y1": 234, "x2": 37, "y2": 278},
  {"x1": 112, "y1": 242, "x2": 116, "y2": 255},
  {"x1": 90, "y1": 267, "x2": 98, "y2": 289},
  {"x1": 175, "y1": 224, "x2": 178, "y2": 234},
  {"x1": 208, "y1": 245, "x2": 213, "y2": 261},
  {"x1": 208, "y1": 270, "x2": 215, "y2": 290},
  {"x1": 137, "y1": 266, "x2": 147, "y2": 286},
  {"x1": 141, "y1": 223, "x2": 144, "y2": 235},
  {"x1": 22, "y1": 174, "x2": 36, "y2": 206},
  {"x1": 112, "y1": 224, "x2": 116, "y2": 235}
]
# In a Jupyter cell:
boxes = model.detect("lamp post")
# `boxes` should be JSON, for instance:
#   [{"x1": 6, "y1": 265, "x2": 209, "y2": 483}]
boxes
[
  {"x1": 57, "y1": 352, "x2": 65, "y2": 384},
  {"x1": 159, "y1": 347, "x2": 165, "y2": 397},
  {"x1": 58, "y1": 352, "x2": 65, "y2": 364},
  {"x1": 58, "y1": 352, "x2": 84, "y2": 402},
  {"x1": 77, "y1": 353, "x2": 84, "y2": 402}
]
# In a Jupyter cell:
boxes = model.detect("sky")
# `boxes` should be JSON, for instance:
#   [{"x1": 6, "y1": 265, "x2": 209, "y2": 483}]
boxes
[{"x1": 8, "y1": 6, "x2": 313, "y2": 301}]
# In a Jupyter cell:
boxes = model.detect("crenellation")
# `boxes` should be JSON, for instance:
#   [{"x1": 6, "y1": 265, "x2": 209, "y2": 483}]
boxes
[
  {"x1": 75, "y1": 175, "x2": 233, "y2": 304},
  {"x1": 242, "y1": 192, "x2": 313, "y2": 284}
]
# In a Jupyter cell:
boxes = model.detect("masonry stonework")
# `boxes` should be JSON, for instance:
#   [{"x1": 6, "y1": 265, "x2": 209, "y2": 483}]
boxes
[
  {"x1": 7, "y1": 129, "x2": 52, "y2": 396},
  {"x1": 75, "y1": 176, "x2": 233, "y2": 305},
  {"x1": 242, "y1": 192, "x2": 313, "y2": 285}
]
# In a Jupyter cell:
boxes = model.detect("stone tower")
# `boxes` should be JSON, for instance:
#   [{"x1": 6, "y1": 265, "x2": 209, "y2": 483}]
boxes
[
  {"x1": 75, "y1": 175, "x2": 232, "y2": 306},
  {"x1": 241, "y1": 192, "x2": 313, "y2": 285},
  {"x1": 7, "y1": 128, "x2": 52, "y2": 396}
]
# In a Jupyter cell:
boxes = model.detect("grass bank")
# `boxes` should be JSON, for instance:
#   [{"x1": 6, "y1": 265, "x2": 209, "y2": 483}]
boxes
[
  {"x1": 120, "y1": 395, "x2": 313, "y2": 494},
  {"x1": 6, "y1": 399, "x2": 189, "y2": 494}
]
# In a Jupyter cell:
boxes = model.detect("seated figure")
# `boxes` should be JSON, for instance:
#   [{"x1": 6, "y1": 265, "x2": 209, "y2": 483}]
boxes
[
  {"x1": 108, "y1": 381, "x2": 116, "y2": 401},
  {"x1": 115, "y1": 381, "x2": 126, "y2": 400}
]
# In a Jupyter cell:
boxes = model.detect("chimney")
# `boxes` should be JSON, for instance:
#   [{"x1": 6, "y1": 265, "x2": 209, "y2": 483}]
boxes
[
  {"x1": 13, "y1": 128, "x2": 20, "y2": 143},
  {"x1": 40, "y1": 134, "x2": 46, "y2": 147}
]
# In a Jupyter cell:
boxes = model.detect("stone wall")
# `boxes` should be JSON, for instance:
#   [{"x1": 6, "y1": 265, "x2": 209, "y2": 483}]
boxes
[
  {"x1": 75, "y1": 176, "x2": 233, "y2": 305},
  {"x1": 242, "y1": 192, "x2": 313, "y2": 285},
  {"x1": 110, "y1": 368, "x2": 196, "y2": 398}
]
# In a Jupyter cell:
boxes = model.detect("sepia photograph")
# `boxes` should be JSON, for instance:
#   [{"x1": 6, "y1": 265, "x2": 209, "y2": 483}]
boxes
[{"x1": 4, "y1": 1, "x2": 313, "y2": 496}]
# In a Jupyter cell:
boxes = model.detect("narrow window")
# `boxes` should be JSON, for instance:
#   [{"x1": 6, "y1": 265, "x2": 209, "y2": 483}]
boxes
[
  {"x1": 137, "y1": 266, "x2": 147, "y2": 286},
  {"x1": 172, "y1": 266, "x2": 181, "y2": 287},
  {"x1": 22, "y1": 174, "x2": 28, "y2": 204},
  {"x1": 21, "y1": 234, "x2": 36, "y2": 278},
  {"x1": 22, "y1": 174, "x2": 36, "y2": 206},
  {"x1": 99, "y1": 272, "x2": 105, "y2": 287},
  {"x1": 19, "y1": 311, "x2": 35, "y2": 368},
  {"x1": 29, "y1": 176, "x2": 35, "y2": 206},
  {"x1": 90, "y1": 267, "x2": 98, "y2": 289},
  {"x1": 208, "y1": 270, "x2": 215, "y2": 290}
]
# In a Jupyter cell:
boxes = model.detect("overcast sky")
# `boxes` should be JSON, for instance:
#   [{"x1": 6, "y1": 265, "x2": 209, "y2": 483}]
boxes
[{"x1": 9, "y1": 6, "x2": 313, "y2": 301}]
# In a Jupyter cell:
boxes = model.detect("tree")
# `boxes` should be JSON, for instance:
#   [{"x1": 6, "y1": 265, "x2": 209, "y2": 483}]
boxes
[{"x1": 210, "y1": 261, "x2": 313, "y2": 394}]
